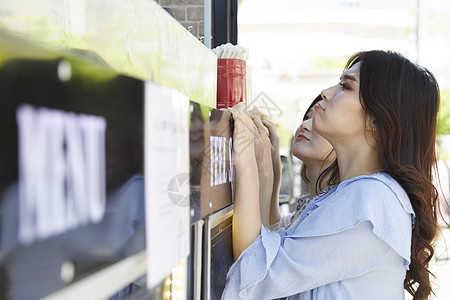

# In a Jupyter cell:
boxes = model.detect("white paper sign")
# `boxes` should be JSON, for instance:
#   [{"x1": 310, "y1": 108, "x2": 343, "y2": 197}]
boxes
[{"x1": 145, "y1": 82, "x2": 190, "y2": 288}]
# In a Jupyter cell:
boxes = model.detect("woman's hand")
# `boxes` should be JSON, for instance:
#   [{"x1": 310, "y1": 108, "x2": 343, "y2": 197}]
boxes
[
  {"x1": 248, "y1": 110, "x2": 274, "y2": 226},
  {"x1": 249, "y1": 108, "x2": 282, "y2": 226},
  {"x1": 248, "y1": 108, "x2": 281, "y2": 175},
  {"x1": 248, "y1": 110, "x2": 273, "y2": 171},
  {"x1": 261, "y1": 118, "x2": 280, "y2": 164},
  {"x1": 228, "y1": 102, "x2": 261, "y2": 260},
  {"x1": 228, "y1": 102, "x2": 258, "y2": 171},
  {"x1": 261, "y1": 118, "x2": 282, "y2": 225}
]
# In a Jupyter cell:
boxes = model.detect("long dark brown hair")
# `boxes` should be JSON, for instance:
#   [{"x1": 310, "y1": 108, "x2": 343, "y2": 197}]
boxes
[
  {"x1": 299, "y1": 95, "x2": 339, "y2": 194},
  {"x1": 346, "y1": 50, "x2": 440, "y2": 299}
]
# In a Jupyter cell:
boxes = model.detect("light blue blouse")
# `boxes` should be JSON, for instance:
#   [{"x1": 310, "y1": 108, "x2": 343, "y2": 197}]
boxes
[{"x1": 222, "y1": 173, "x2": 415, "y2": 300}]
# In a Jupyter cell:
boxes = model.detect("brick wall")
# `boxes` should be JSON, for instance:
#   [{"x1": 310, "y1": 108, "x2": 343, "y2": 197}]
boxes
[{"x1": 155, "y1": 0, "x2": 204, "y2": 40}]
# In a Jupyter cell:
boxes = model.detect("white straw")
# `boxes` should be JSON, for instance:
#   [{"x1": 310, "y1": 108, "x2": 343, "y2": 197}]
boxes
[{"x1": 212, "y1": 43, "x2": 248, "y2": 60}]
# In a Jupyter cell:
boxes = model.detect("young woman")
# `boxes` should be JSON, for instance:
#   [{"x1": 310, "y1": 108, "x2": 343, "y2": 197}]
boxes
[
  {"x1": 254, "y1": 95, "x2": 338, "y2": 231},
  {"x1": 291, "y1": 95, "x2": 338, "y2": 200},
  {"x1": 223, "y1": 50, "x2": 440, "y2": 299}
]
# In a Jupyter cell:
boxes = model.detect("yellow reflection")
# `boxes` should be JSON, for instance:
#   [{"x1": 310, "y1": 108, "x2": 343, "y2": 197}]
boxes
[{"x1": 162, "y1": 258, "x2": 187, "y2": 300}]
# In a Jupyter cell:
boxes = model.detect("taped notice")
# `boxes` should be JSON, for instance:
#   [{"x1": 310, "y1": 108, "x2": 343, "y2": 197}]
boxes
[{"x1": 145, "y1": 82, "x2": 190, "y2": 289}]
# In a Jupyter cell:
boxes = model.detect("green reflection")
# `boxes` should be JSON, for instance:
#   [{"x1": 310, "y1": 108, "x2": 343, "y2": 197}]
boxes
[{"x1": 0, "y1": 0, "x2": 216, "y2": 107}]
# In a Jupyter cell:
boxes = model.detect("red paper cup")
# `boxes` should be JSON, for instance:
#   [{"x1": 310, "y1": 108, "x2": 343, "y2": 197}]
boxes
[{"x1": 216, "y1": 59, "x2": 246, "y2": 109}]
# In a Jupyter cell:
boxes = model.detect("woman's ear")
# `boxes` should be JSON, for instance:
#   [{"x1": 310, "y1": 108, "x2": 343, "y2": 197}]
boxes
[
  {"x1": 365, "y1": 117, "x2": 378, "y2": 147},
  {"x1": 366, "y1": 116, "x2": 377, "y2": 131}
]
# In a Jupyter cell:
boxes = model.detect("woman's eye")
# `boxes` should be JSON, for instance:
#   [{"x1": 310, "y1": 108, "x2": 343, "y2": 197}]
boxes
[
  {"x1": 339, "y1": 82, "x2": 350, "y2": 90},
  {"x1": 303, "y1": 110, "x2": 314, "y2": 121}
]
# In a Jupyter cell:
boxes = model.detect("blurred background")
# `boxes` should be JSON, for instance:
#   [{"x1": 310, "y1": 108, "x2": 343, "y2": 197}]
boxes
[{"x1": 238, "y1": 0, "x2": 450, "y2": 143}]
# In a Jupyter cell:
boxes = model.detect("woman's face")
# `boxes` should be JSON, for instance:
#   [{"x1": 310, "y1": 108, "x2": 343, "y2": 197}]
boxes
[
  {"x1": 312, "y1": 62, "x2": 367, "y2": 145},
  {"x1": 292, "y1": 107, "x2": 334, "y2": 165}
]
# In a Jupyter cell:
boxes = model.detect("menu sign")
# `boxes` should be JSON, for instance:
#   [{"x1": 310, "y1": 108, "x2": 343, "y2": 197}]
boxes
[{"x1": 189, "y1": 102, "x2": 235, "y2": 222}]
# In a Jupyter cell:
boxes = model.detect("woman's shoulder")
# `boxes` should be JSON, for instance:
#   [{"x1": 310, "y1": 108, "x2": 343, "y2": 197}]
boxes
[
  {"x1": 293, "y1": 172, "x2": 415, "y2": 236},
  {"x1": 339, "y1": 172, "x2": 413, "y2": 211},
  {"x1": 291, "y1": 172, "x2": 415, "y2": 266},
  {"x1": 337, "y1": 172, "x2": 405, "y2": 195}
]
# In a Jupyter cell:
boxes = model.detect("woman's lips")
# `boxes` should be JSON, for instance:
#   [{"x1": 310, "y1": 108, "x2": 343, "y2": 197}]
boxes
[
  {"x1": 295, "y1": 133, "x2": 309, "y2": 141},
  {"x1": 314, "y1": 103, "x2": 325, "y2": 111}
]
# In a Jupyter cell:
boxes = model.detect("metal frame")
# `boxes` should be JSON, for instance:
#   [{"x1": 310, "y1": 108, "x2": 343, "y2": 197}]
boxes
[
  {"x1": 42, "y1": 251, "x2": 147, "y2": 300},
  {"x1": 202, "y1": 204, "x2": 234, "y2": 300},
  {"x1": 192, "y1": 219, "x2": 205, "y2": 300},
  {"x1": 212, "y1": 0, "x2": 238, "y2": 47},
  {"x1": 204, "y1": 0, "x2": 213, "y2": 49}
]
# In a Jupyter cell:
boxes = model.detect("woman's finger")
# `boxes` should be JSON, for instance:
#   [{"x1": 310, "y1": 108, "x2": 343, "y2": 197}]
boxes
[
  {"x1": 261, "y1": 119, "x2": 276, "y2": 136},
  {"x1": 248, "y1": 110, "x2": 258, "y2": 119},
  {"x1": 231, "y1": 101, "x2": 247, "y2": 112},
  {"x1": 252, "y1": 115, "x2": 269, "y2": 136},
  {"x1": 248, "y1": 108, "x2": 262, "y2": 119},
  {"x1": 261, "y1": 119, "x2": 279, "y2": 148}
]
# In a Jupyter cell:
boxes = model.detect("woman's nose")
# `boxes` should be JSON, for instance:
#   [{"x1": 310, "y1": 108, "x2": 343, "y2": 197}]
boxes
[
  {"x1": 299, "y1": 119, "x2": 312, "y2": 132},
  {"x1": 321, "y1": 86, "x2": 335, "y2": 102}
]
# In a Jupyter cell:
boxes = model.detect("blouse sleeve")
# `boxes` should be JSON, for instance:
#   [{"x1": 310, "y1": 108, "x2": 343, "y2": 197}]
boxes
[
  {"x1": 222, "y1": 221, "x2": 392, "y2": 299},
  {"x1": 222, "y1": 174, "x2": 414, "y2": 300}
]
